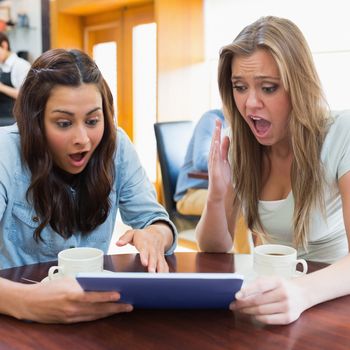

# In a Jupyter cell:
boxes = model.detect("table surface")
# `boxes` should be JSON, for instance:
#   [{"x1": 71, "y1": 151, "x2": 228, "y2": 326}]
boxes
[
  {"x1": 187, "y1": 171, "x2": 208, "y2": 180},
  {"x1": 0, "y1": 252, "x2": 349, "y2": 350}
]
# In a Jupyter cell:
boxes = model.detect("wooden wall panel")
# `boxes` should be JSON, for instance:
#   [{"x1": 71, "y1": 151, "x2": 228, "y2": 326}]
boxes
[
  {"x1": 155, "y1": 0, "x2": 204, "y2": 73},
  {"x1": 50, "y1": 0, "x2": 83, "y2": 49},
  {"x1": 155, "y1": 0, "x2": 205, "y2": 122}
]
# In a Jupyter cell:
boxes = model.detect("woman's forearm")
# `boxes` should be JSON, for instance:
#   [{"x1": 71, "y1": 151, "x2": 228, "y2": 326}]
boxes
[
  {"x1": 0, "y1": 83, "x2": 19, "y2": 99},
  {"x1": 296, "y1": 254, "x2": 350, "y2": 310},
  {"x1": 196, "y1": 199, "x2": 233, "y2": 252},
  {"x1": 0, "y1": 278, "x2": 28, "y2": 319}
]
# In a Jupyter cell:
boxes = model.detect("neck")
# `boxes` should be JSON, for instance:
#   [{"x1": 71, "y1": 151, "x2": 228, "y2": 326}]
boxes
[
  {"x1": 53, "y1": 166, "x2": 77, "y2": 186},
  {"x1": 265, "y1": 139, "x2": 292, "y2": 159}
]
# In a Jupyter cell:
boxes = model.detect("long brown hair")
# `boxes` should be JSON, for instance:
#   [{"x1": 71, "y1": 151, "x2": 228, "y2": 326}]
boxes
[
  {"x1": 14, "y1": 49, "x2": 116, "y2": 241},
  {"x1": 218, "y1": 16, "x2": 330, "y2": 248}
]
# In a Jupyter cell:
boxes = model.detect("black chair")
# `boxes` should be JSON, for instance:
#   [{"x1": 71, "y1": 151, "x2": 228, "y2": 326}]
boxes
[
  {"x1": 154, "y1": 121, "x2": 200, "y2": 245},
  {"x1": 0, "y1": 117, "x2": 16, "y2": 127}
]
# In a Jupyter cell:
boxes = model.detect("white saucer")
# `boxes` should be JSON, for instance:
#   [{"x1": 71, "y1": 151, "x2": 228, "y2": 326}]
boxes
[
  {"x1": 293, "y1": 270, "x2": 305, "y2": 277},
  {"x1": 41, "y1": 270, "x2": 114, "y2": 283},
  {"x1": 41, "y1": 276, "x2": 50, "y2": 283}
]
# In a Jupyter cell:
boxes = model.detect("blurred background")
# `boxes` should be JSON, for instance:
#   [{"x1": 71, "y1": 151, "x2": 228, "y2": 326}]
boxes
[{"x1": 1, "y1": 0, "x2": 349, "y2": 252}]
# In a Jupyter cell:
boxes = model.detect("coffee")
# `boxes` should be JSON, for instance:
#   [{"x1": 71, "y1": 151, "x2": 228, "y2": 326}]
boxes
[{"x1": 267, "y1": 253, "x2": 286, "y2": 256}]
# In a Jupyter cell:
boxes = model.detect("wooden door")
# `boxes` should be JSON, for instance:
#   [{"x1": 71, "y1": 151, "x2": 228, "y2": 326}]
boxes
[{"x1": 83, "y1": 4, "x2": 154, "y2": 140}]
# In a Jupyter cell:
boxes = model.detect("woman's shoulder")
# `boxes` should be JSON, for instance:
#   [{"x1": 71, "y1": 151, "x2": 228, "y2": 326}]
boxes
[
  {"x1": 0, "y1": 124, "x2": 21, "y2": 159},
  {"x1": 324, "y1": 110, "x2": 350, "y2": 141},
  {"x1": 325, "y1": 111, "x2": 350, "y2": 179},
  {"x1": 116, "y1": 126, "x2": 129, "y2": 139},
  {"x1": 322, "y1": 110, "x2": 350, "y2": 164},
  {"x1": 116, "y1": 126, "x2": 132, "y2": 150},
  {"x1": 114, "y1": 126, "x2": 137, "y2": 161},
  {"x1": 0, "y1": 125, "x2": 24, "y2": 188},
  {"x1": 330, "y1": 110, "x2": 350, "y2": 128}
]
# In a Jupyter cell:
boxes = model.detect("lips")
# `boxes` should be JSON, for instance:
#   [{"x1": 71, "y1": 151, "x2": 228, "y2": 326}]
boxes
[
  {"x1": 250, "y1": 115, "x2": 271, "y2": 135},
  {"x1": 69, "y1": 152, "x2": 87, "y2": 162}
]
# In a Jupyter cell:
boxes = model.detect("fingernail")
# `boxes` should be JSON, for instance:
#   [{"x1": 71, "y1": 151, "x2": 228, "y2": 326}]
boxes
[
  {"x1": 126, "y1": 305, "x2": 133, "y2": 312},
  {"x1": 229, "y1": 302, "x2": 236, "y2": 310},
  {"x1": 235, "y1": 291, "x2": 242, "y2": 299},
  {"x1": 111, "y1": 293, "x2": 120, "y2": 301}
]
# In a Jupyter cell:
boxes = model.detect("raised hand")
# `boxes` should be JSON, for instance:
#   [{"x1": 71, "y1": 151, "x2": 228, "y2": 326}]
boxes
[{"x1": 207, "y1": 119, "x2": 232, "y2": 203}]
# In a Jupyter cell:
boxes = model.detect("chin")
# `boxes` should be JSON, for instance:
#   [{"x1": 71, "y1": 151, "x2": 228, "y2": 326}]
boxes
[
  {"x1": 63, "y1": 166, "x2": 86, "y2": 175},
  {"x1": 255, "y1": 137, "x2": 274, "y2": 147},
  {"x1": 70, "y1": 168, "x2": 85, "y2": 175}
]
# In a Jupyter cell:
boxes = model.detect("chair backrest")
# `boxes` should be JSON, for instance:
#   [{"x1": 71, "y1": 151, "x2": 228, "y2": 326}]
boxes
[{"x1": 154, "y1": 121, "x2": 194, "y2": 216}]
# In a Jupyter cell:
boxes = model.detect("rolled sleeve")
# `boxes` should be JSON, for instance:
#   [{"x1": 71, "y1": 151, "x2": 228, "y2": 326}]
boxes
[{"x1": 116, "y1": 128, "x2": 177, "y2": 254}]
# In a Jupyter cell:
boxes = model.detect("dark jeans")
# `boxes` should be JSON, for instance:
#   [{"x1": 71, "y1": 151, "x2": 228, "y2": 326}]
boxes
[{"x1": 0, "y1": 117, "x2": 15, "y2": 126}]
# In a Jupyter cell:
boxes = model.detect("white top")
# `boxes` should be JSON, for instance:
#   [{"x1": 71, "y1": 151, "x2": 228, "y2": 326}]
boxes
[
  {"x1": 258, "y1": 110, "x2": 350, "y2": 263},
  {"x1": 0, "y1": 52, "x2": 30, "y2": 88}
]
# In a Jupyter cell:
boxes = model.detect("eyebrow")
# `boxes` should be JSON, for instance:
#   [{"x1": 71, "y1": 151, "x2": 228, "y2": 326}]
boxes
[
  {"x1": 51, "y1": 107, "x2": 102, "y2": 116},
  {"x1": 231, "y1": 75, "x2": 280, "y2": 81}
]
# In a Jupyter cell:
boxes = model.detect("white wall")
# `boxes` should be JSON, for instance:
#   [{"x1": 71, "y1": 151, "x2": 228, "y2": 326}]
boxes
[
  {"x1": 7, "y1": 0, "x2": 42, "y2": 63},
  {"x1": 204, "y1": 0, "x2": 350, "y2": 111}
]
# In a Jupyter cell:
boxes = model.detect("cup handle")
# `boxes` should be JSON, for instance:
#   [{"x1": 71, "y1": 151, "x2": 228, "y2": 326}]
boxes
[
  {"x1": 293, "y1": 259, "x2": 308, "y2": 277},
  {"x1": 48, "y1": 265, "x2": 64, "y2": 280}
]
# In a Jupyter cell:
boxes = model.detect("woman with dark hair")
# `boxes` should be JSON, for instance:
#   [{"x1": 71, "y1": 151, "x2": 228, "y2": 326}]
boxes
[
  {"x1": 0, "y1": 48, "x2": 176, "y2": 323},
  {"x1": 196, "y1": 16, "x2": 350, "y2": 324}
]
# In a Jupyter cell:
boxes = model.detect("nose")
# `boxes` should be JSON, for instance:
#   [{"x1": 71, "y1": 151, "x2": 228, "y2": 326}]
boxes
[
  {"x1": 245, "y1": 89, "x2": 263, "y2": 110},
  {"x1": 73, "y1": 125, "x2": 89, "y2": 146}
]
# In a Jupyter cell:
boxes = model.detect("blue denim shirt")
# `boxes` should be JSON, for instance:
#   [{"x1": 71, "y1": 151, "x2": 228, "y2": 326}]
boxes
[
  {"x1": 0, "y1": 124, "x2": 177, "y2": 269},
  {"x1": 174, "y1": 109, "x2": 226, "y2": 201}
]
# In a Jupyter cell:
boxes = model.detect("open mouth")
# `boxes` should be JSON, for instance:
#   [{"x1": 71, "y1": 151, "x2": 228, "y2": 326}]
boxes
[
  {"x1": 69, "y1": 151, "x2": 88, "y2": 162},
  {"x1": 250, "y1": 115, "x2": 271, "y2": 135}
]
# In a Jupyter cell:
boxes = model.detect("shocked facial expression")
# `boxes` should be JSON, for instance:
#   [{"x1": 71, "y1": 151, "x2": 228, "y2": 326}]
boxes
[
  {"x1": 231, "y1": 48, "x2": 292, "y2": 147},
  {"x1": 44, "y1": 83, "x2": 105, "y2": 175}
]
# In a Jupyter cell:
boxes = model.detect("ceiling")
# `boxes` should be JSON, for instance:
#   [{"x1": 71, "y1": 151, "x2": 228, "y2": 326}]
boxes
[{"x1": 57, "y1": 0, "x2": 152, "y2": 15}]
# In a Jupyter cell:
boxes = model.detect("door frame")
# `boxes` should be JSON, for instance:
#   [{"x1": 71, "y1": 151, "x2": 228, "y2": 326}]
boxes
[{"x1": 84, "y1": 21, "x2": 121, "y2": 129}]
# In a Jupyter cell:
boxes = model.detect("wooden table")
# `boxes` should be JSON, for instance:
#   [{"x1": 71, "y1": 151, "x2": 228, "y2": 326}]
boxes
[
  {"x1": 188, "y1": 171, "x2": 208, "y2": 180},
  {"x1": 0, "y1": 252, "x2": 349, "y2": 350}
]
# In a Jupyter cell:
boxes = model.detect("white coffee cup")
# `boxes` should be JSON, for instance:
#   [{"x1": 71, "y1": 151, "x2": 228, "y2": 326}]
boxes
[
  {"x1": 48, "y1": 247, "x2": 104, "y2": 280},
  {"x1": 254, "y1": 244, "x2": 307, "y2": 279}
]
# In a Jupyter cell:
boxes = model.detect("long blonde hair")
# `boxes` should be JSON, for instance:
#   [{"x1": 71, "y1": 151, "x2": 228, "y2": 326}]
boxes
[{"x1": 218, "y1": 16, "x2": 330, "y2": 248}]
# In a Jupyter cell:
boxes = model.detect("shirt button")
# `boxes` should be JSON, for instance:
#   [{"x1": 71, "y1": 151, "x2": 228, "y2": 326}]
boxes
[{"x1": 32, "y1": 216, "x2": 39, "y2": 222}]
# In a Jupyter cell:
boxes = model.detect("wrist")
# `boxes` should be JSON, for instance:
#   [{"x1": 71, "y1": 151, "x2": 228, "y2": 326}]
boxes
[
  {"x1": 205, "y1": 197, "x2": 226, "y2": 210},
  {"x1": 0, "y1": 278, "x2": 31, "y2": 320},
  {"x1": 148, "y1": 221, "x2": 174, "y2": 251},
  {"x1": 293, "y1": 274, "x2": 317, "y2": 312}
]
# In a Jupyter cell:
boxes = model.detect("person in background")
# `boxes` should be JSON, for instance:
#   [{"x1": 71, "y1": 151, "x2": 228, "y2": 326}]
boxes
[
  {"x1": 0, "y1": 48, "x2": 177, "y2": 323},
  {"x1": 0, "y1": 32, "x2": 30, "y2": 126},
  {"x1": 174, "y1": 109, "x2": 226, "y2": 216},
  {"x1": 196, "y1": 16, "x2": 350, "y2": 324}
]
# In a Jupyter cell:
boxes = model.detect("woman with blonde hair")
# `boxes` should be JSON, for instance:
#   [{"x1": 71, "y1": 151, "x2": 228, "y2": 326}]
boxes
[{"x1": 196, "y1": 16, "x2": 350, "y2": 324}]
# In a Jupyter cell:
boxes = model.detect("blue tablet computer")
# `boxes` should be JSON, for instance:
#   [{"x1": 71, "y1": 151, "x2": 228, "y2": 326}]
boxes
[{"x1": 76, "y1": 272, "x2": 244, "y2": 309}]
